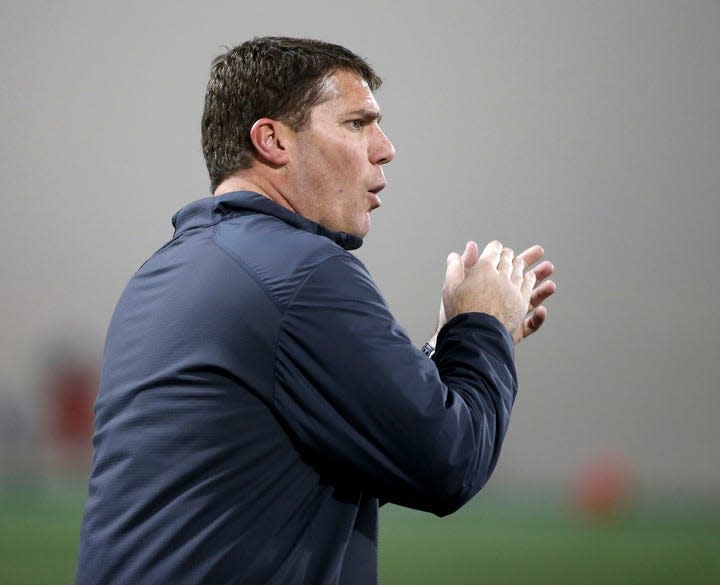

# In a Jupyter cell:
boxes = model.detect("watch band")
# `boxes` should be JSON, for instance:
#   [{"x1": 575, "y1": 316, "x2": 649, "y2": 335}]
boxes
[{"x1": 421, "y1": 342, "x2": 435, "y2": 358}]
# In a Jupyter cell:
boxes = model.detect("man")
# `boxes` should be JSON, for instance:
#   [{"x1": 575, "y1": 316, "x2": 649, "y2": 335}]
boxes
[{"x1": 77, "y1": 37, "x2": 555, "y2": 585}]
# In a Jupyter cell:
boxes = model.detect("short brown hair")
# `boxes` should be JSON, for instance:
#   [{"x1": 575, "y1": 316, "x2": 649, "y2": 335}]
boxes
[{"x1": 201, "y1": 36, "x2": 382, "y2": 192}]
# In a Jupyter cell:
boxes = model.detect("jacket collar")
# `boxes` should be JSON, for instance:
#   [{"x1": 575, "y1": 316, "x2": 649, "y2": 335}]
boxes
[{"x1": 171, "y1": 190, "x2": 363, "y2": 251}]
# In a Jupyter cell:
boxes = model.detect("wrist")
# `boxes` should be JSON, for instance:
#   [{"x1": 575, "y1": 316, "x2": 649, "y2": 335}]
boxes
[{"x1": 421, "y1": 341, "x2": 435, "y2": 358}]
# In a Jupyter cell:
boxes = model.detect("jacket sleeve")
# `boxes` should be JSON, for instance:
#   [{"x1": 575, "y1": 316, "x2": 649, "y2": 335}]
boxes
[{"x1": 273, "y1": 252, "x2": 517, "y2": 517}]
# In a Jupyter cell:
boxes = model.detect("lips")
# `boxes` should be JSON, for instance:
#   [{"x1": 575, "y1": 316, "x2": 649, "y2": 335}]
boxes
[
  {"x1": 367, "y1": 184, "x2": 384, "y2": 210},
  {"x1": 367, "y1": 180, "x2": 386, "y2": 211},
  {"x1": 368, "y1": 181, "x2": 387, "y2": 195}
]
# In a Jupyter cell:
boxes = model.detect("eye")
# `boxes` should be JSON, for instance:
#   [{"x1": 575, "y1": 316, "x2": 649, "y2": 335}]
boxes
[{"x1": 349, "y1": 119, "x2": 363, "y2": 129}]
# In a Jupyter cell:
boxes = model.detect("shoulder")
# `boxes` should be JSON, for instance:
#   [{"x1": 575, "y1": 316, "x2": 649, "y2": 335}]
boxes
[
  {"x1": 212, "y1": 214, "x2": 358, "y2": 309},
  {"x1": 286, "y1": 252, "x2": 383, "y2": 311}
]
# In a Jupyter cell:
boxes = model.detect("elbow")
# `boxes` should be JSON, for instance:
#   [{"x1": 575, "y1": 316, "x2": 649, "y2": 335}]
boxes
[
  {"x1": 425, "y1": 469, "x2": 490, "y2": 517},
  {"x1": 383, "y1": 452, "x2": 492, "y2": 517},
  {"x1": 427, "y1": 492, "x2": 472, "y2": 518},
  {"x1": 387, "y1": 394, "x2": 510, "y2": 517},
  {"x1": 423, "y1": 424, "x2": 501, "y2": 517}
]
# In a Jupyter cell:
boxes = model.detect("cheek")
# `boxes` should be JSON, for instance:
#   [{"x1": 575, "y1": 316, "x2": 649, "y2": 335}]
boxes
[{"x1": 332, "y1": 140, "x2": 366, "y2": 169}]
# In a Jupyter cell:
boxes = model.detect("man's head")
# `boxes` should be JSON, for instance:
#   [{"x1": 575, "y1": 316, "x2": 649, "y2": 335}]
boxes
[
  {"x1": 278, "y1": 69, "x2": 394, "y2": 237},
  {"x1": 202, "y1": 36, "x2": 383, "y2": 193}
]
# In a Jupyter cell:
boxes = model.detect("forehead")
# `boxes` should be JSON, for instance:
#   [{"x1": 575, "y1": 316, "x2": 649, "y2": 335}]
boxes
[{"x1": 314, "y1": 70, "x2": 380, "y2": 115}]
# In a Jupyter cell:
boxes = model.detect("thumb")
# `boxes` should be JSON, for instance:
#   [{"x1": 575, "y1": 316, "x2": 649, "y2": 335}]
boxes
[{"x1": 445, "y1": 252, "x2": 465, "y2": 291}]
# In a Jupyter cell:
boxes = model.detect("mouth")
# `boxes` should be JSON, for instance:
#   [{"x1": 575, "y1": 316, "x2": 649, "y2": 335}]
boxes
[{"x1": 367, "y1": 182, "x2": 386, "y2": 210}]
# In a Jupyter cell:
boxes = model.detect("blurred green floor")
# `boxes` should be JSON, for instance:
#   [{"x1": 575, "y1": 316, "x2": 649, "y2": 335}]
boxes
[
  {"x1": 1, "y1": 484, "x2": 718, "y2": 584},
  {"x1": 380, "y1": 494, "x2": 720, "y2": 585}
]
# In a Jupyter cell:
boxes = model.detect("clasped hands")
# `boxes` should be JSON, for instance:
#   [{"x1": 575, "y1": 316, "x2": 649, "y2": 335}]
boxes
[{"x1": 434, "y1": 240, "x2": 556, "y2": 345}]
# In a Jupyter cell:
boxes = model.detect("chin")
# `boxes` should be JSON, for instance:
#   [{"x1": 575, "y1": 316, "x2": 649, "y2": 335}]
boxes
[
  {"x1": 345, "y1": 228, "x2": 369, "y2": 239},
  {"x1": 349, "y1": 217, "x2": 371, "y2": 238},
  {"x1": 332, "y1": 212, "x2": 371, "y2": 238}
]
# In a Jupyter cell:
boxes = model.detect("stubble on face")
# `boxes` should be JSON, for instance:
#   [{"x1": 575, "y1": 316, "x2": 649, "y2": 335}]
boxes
[{"x1": 283, "y1": 71, "x2": 393, "y2": 238}]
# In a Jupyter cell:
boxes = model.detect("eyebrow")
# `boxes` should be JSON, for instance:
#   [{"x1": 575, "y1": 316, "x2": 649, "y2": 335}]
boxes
[{"x1": 345, "y1": 109, "x2": 382, "y2": 123}]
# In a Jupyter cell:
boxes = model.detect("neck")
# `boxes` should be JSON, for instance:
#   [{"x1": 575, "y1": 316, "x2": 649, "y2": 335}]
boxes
[{"x1": 213, "y1": 173, "x2": 297, "y2": 215}]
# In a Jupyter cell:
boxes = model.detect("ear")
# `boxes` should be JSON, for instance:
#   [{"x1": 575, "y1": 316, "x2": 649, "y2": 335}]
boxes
[{"x1": 249, "y1": 118, "x2": 291, "y2": 166}]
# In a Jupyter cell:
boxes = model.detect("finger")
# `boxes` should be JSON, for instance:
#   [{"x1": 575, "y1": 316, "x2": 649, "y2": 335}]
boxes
[
  {"x1": 521, "y1": 268, "x2": 537, "y2": 305},
  {"x1": 529, "y1": 260, "x2": 554, "y2": 284},
  {"x1": 461, "y1": 241, "x2": 479, "y2": 272},
  {"x1": 499, "y1": 247, "x2": 514, "y2": 276},
  {"x1": 514, "y1": 306, "x2": 547, "y2": 344},
  {"x1": 444, "y1": 252, "x2": 465, "y2": 292},
  {"x1": 517, "y1": 244, "x2": 544, "y2": 269},
  {"x1": 511, "y1": 255, "x2": 525, "y2": 286},
  {"x1": 528, "y1": 279, "x2": 556, "y2": 311},
  {"x1": 525, "y1": 306, "x2": 547, "y2": 336},
  {"x1": 479, "y1": 240, "x2": 503, "y2": 268}
]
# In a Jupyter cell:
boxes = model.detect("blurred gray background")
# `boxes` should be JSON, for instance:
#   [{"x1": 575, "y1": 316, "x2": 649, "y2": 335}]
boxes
[{"x1": 1, "y1": 0, "x2": 718, "y2": 499}]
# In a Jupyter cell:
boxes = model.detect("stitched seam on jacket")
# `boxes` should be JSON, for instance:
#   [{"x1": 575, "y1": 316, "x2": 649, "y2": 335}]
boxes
[
  {"x1": 211, "y1": 223, "x2": 287, "y2": 312},
  {"x1": 271, "y1": 252, "x2": 349, "y2": 409}
]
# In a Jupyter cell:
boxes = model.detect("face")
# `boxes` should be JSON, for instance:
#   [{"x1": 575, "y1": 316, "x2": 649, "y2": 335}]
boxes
[{"x1": 283, "y1": 70, "x2": 395, "y2": 238}]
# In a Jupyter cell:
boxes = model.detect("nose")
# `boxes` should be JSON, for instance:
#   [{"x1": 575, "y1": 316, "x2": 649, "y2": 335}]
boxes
[{"x1": 370, "y1": 126, "x2": 395, "y2": 165}]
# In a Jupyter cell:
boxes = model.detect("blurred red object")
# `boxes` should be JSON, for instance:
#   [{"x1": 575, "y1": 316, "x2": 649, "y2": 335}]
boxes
[
  {"x1": 571, "y1": 452, "x2": 635, "y2": 520},
  {"x1": 50, "y1": 363, "x2": 98, "y2": 445}
]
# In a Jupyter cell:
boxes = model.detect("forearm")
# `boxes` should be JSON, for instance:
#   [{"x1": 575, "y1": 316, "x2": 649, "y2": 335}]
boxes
[{"x1": 392, "y1": 313, "x2": 518, "y2": 515}]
